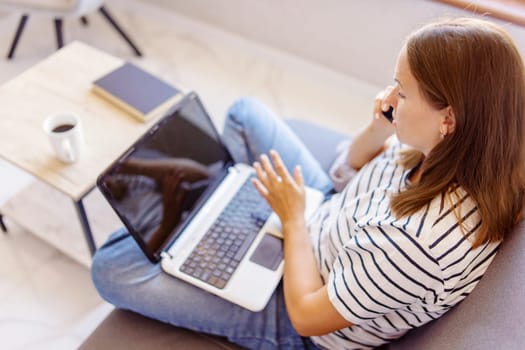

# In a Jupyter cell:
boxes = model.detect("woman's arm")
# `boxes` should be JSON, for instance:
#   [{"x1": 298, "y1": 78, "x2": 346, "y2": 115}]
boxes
[
  {"x1": 346, "y1": 87, "x2": 396, "y2": 170},
  {"x1": 280, "y1": 216, "x2": 353, "y2": 336},
  {"x1": 253, "y1": 151, "x2": 353, "y2": 336}
]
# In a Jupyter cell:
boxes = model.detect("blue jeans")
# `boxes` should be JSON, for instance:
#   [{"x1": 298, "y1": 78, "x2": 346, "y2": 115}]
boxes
[{"x1": 91, "y1": 97, "x2": 332, "y2": 350}]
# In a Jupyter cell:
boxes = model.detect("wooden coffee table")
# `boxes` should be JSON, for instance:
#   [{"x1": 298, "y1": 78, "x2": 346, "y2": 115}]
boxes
[{"x1": 0, "y1": 42, "x2": 184, "y2": 266}]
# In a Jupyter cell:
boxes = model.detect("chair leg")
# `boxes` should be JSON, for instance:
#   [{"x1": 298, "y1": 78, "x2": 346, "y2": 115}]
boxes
[
  {"x1": 54, "y1": 18, "x2": 64, "y2": 49},
  {"x1": 7, "y1": 15, "x2": 29, "y2": 59},
  {"x1": 98, "y1": 6, "x2": 142, "y2": 57},
  {"x1": 0, "y1": 215, "x2": 7, "y2": 233}
]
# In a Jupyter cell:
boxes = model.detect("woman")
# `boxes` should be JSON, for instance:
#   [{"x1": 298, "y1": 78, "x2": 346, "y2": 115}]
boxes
[{"x1": 92, "y1": 17, "x2": 525, "y2": 349}]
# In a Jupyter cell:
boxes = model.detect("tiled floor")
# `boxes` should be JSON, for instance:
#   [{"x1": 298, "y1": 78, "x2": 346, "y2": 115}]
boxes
[{"x1": 0, "y1": 0, "x2": 379, "y2": 348}]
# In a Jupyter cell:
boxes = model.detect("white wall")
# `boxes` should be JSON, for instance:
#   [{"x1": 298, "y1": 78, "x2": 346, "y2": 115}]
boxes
[{"x1": 144, "y1": 0, "x2": 525, "y2": 87}]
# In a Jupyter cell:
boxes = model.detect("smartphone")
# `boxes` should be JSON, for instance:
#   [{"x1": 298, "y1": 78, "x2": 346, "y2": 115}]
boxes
[{"x1": 382, "y1": 106, "x2": 394, "y2": 123}]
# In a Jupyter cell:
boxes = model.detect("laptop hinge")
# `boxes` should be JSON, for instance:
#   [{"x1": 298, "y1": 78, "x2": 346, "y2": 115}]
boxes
[
  {"x1": 228, "y1": 165, "x2": 240, "y2": 174},
  {"x1": 160, "y1": 251, "x2": 173, "y2": 260}
]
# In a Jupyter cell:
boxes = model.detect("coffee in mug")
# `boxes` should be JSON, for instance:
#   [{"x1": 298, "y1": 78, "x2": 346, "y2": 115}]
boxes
[
  {"x1": 42, "y1": 112, "x2": 85, "y2": 163},
  {"x1": 52, "y1": 124, "x2": 75, "y2": 133}
]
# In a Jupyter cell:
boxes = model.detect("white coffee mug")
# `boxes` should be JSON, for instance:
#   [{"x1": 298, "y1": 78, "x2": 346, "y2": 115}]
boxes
[{"x1": 42, "y1": 112, "x2": 85, "y2": 163}]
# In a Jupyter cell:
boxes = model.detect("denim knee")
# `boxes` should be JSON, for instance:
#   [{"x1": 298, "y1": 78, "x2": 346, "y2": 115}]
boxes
[
  {"x1": 225, "y1": 96, "x2": 269, "y2": 126},
  {"x1": 223, "y1": 96, "x2": 280, "y2": 142},
  {"x1": 90, "y1": 235, "x2": 131, "y2": 304},
  {"x1": 91, "y1": 246, "x2": 115, "y2": 303},
  {"x1": 90, "y1": 229, "x2": 152, "y2": 305},
  {"x1": 223, "y1": 96, "x2": 268, "y2": 164}
]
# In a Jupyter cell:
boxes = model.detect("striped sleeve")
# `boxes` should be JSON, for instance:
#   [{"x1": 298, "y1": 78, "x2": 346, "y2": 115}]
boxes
[
  {"x1": 329, "y1": 139, "x2": 357, "y2": 192},
  {"x1": 327, "y1": 224, "x2": 444, "y2": 325},
  {"x1": 328, "y1": 136, "x2": 401, "y2": 193}
]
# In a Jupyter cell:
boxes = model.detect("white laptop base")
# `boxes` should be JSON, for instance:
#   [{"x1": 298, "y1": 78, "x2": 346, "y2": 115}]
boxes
[{"x1": 160, "y1": 163, "x2": 323, "y2": 312}]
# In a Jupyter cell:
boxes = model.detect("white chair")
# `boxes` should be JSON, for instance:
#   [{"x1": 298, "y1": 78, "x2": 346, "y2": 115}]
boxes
[{"x1": 0, "y1": 0, "x2": 142, "y2": 59}]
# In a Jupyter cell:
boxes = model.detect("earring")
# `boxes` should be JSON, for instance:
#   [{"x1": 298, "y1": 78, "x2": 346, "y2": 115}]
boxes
[{"x1": 439, "y1": 127, "x2": 447, "y2": 139}]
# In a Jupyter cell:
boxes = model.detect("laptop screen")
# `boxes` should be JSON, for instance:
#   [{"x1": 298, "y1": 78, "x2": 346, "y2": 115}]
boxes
[{"x1": 98, "y1": 93, "x2": 233, "y2": 262}]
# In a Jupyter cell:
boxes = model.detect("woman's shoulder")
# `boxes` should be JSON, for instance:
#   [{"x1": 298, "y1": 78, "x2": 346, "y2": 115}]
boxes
[{"x1": 376, "y1": 185, "x2": 480, "y2": 257}]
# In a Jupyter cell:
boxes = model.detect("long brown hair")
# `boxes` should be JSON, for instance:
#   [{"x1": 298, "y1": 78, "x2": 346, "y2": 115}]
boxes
[{"x1": 390, "y1": 17, "x2": 525, "y2": 246}]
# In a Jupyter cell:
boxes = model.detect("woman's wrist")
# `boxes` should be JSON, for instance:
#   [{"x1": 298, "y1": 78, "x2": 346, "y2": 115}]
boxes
[
  {"x1": 282, "y1": 216, "x2": 307, "y2": 237},
  {"x1": 365, "y1": 122, "x2": 394, "y2": 146},
  {"x1": 347, "y1": 124, "x2": 391, "y2": 169}
]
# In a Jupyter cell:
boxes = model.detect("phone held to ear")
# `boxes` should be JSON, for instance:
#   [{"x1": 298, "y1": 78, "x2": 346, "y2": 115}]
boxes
[{"x1": 382, "y1": 106, "x2": 394, "y2": 123}]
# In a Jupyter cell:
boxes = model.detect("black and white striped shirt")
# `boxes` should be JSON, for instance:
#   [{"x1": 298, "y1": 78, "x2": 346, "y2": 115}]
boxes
[{"x1": 309, "y1": 141, "x2": 499, "y2": 349}]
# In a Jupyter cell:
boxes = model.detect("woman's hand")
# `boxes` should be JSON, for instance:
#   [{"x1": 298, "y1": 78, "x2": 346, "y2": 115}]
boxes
[
  {"x1": 252, "y1": 150, "x2": 306, "y2": 225},
  {"x1": 346, "y1": 86, "x2": 397, "y2": 170},
  {"x1": 371, "y1": 85, "x2": 397, "y2": 133}
]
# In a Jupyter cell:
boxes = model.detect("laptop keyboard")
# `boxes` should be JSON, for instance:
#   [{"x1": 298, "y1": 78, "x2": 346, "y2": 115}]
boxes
[{"x1": 179, "y1": 178, "x2": 272, "y2": 289}]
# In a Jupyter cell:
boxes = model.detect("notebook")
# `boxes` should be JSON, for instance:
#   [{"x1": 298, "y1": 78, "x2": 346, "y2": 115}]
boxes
[
  {"x1": 92, "y1": 62, "x2": 183, "y2": 122},
  {"x1": 97, "y1": 92, "x2": 324, "y2": 311}
]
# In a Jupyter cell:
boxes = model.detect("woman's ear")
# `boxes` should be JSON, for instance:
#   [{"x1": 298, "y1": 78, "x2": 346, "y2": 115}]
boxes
[{"x1": 441, "y1": 105, "x2": 456, "y2": 135}]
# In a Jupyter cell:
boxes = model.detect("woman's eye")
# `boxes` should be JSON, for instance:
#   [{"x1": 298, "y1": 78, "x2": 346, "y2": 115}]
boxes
[{"x1": 397, "y1": 92, "x2": 406, "y2": 98}]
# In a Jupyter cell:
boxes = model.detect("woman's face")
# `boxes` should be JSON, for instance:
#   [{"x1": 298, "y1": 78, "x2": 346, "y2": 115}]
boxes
[{"x1": 384, "y1": 47, "x2": 448, "y2": 156}]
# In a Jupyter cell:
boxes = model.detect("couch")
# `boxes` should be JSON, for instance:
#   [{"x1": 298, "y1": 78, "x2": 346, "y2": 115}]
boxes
[{"x1": 80, "y1": 119, "x2": 524, "y2": 349}]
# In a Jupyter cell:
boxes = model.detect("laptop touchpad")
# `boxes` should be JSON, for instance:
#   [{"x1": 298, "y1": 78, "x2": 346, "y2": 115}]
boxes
[{"x1": 249, "y1": 233, "x2": 283, "y2": 271}]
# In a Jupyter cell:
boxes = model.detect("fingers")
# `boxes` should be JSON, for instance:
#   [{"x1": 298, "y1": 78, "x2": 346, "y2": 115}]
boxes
[
  {"x1": 293, "y1": 165, "x2": 304, "y2": 188},
  {"x1": 253, "y1": 160, "x2": 269, "y2": 187},
  {"x1": 251, "y1": 177, "x2": 269, "y2": 197},
  {"x1": 260, "y1": 153, "x2": 281, "y2": 183},
  {"x1": 255, "y1": 150, "x2": 295, "y2": 184},
  {"x1": 269, "y1": 150, "x2": 295, "y2": 183},
  {"x1": 374, "y1": 85, "x2": 395, "y2": 120},
  {"x1": 374, "y1": 91, "x2": 384, "y2": 120},
  {"x1": 253, "y1": 150, "x2": 304, "y2": 192},
  {"x1": 252, "y1": 151, "x2": 306, "y2": 220}
]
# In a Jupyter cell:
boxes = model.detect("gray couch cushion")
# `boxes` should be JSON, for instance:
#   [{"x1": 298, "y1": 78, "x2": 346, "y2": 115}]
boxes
[
  {"x1": 286, "y1": 119, "x2": 348, "y2": 171},
  {"x1": 79, "y1": 309, "x2": 245, "y2": 350}
]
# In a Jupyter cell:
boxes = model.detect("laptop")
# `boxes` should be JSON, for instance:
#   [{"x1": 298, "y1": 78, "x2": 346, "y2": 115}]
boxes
[{"x1": 97, "y1": 92, "x2": 324, "y2": 311}]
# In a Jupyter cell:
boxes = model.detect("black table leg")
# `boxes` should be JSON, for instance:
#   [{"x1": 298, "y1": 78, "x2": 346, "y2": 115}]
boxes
[
  {"x1": 7, "y1": 15, "x2": 29, "y2": 59},
  {"x1": 99, "y1": 6, "x2": 142, "y2": 57},
  {"x1": 54, "y1": 18, "x2": 64, "y2": 49},
  {"x1": 0, "y1": 214, "x2": 7, "y2": 233},
  {"x1": 73, "y1": 199, "x2": 96, "y2": 256}
]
